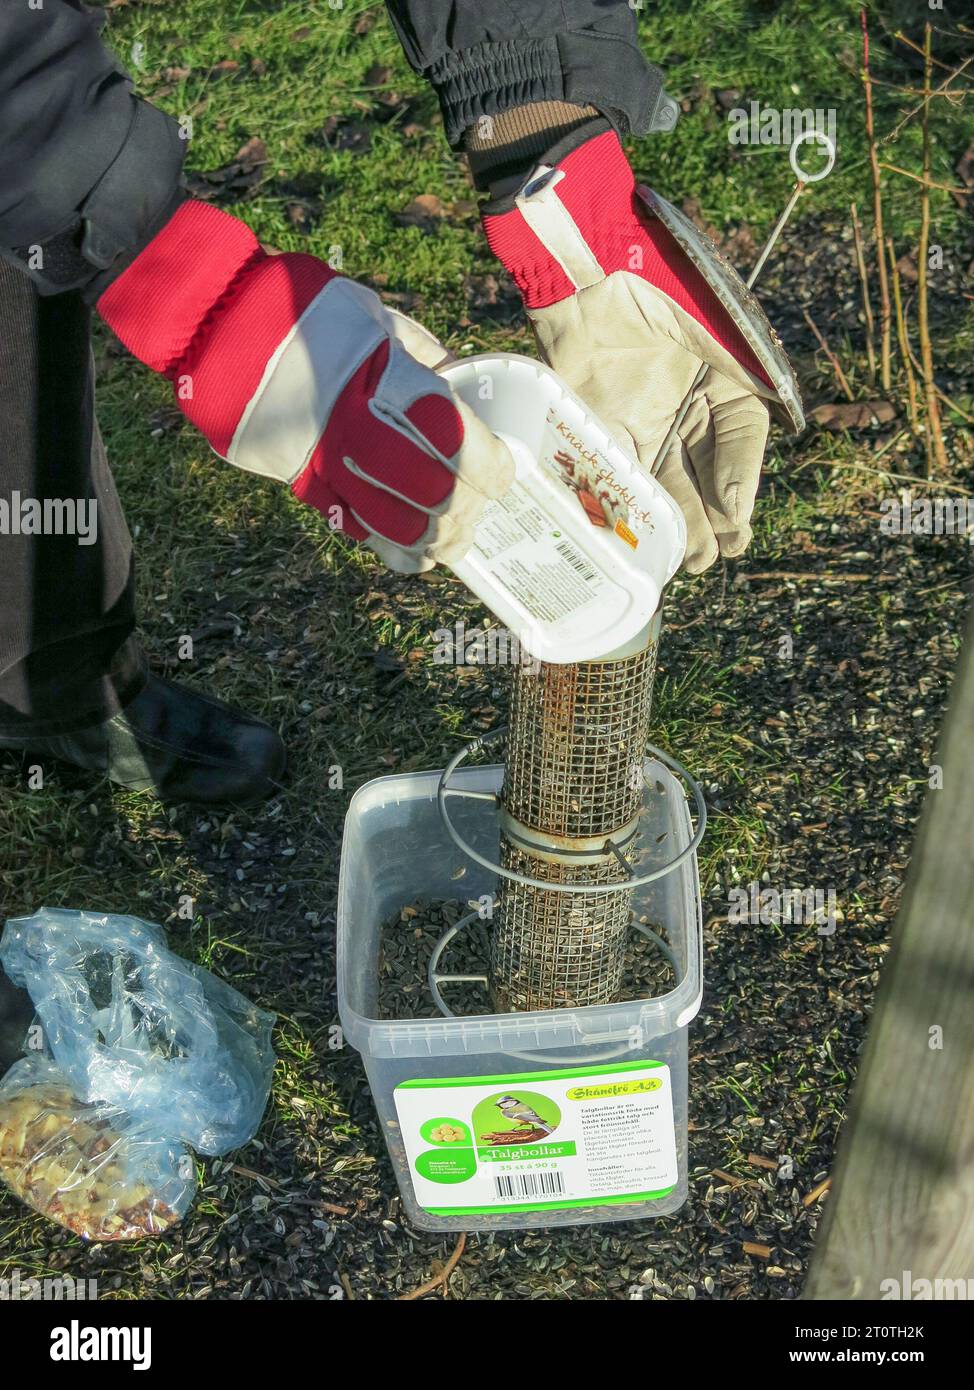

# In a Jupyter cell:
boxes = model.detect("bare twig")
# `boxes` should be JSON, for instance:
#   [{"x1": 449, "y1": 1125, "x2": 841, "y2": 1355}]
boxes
[
  {"x1": 878, "y1": 162, "x2": 969, "y2": 196},
  {"x1": 802, "y1": 308, "x2": 854, "y2": 401},
  {"x1": 228, "y1": 1163, "x2": 285, "y2": 1190},
  {"x1": 798, "y1": 453, "x2": 968, "y2": 491},
  {"x1": 895, "y1": 28, "x2": 962, "y2": 72},
  {"x1": 741, "y1": 571, "x2": 887, "y2": 583},
  {"x1": 871, "y1": 428, "x2": 912, "y2": 462},
  {"x1": 398, "y1": 1233, "x2": 467, "y2": 1300},
  {"x1": 861, "y1": 9, "x2": 892, "y2": 389},
  {"x1": 803, "y1": 1176, "x2": 832, "y2": 1208},
  {"x1": 851, "y1": 202, "x2": 877, "y2": 383},
  {"x1": 882, "y1": 47, "x2": 973, "y2": 145},
  {"x1": 930, "y1": 385, "x2": 974, "y2": 425},
  {"x1": 712, "y1": 1168, "x2": 752, "y2": 1187},
  {"x1": 903, "y1": 338, "x2": 974, "y2": 424},
  {"x1": 875, "y1": 82, "x2": 971, "y2": 101},
  {"x1": 917, "y1": 23, "x2": 950, "y2": 477},
  {"x1": 887, "y1": 238, "x2": 919, "y2": 431},
  {"x1": 743, "y1": 1241, "x2": 773, "y2": 1259}
]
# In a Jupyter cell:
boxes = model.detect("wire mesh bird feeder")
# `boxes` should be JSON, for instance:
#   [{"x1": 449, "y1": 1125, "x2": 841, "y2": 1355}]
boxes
[{"x1": 489, "y1": 629, "x2": 659, "y2": 1012}]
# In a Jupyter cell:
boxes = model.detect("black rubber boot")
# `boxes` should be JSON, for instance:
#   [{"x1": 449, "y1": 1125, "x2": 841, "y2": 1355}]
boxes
[{"x1": 0, "y1": 675, "x2": 286, "y2": 805}]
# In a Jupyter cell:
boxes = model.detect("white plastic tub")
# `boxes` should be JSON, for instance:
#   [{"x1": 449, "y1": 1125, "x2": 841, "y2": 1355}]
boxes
[
  {"x1": 337, "y1": 761, "x2": 703, "y2": 1232},
  {"x1": 440, "y1": 354, "x2": 686, "y2": 664}
]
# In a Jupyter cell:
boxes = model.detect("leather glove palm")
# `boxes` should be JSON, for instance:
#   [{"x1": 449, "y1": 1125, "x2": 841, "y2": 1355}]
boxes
[{"x1": 483, "y1": 128, "x2": 803, "y2": 572}]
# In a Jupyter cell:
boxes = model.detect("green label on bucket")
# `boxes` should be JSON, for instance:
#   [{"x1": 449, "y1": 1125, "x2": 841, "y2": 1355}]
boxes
[{"x1": 393, "y1": 1060, "x2": 677, "y2": 1216}]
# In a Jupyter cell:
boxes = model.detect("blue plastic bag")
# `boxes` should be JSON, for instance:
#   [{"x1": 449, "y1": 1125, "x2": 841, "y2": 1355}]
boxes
[{"x1": 0, "y1": 909, "x2": 275, "y2": 1156}]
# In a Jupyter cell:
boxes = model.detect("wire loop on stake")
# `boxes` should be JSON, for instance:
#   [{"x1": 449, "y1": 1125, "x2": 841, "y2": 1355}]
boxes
[{"x1": 788, "y1": 128, "x2": 836, "y2": 184}]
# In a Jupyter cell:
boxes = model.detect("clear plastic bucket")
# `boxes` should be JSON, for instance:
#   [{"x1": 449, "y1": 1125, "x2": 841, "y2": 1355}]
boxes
[{"x1": 337, "y1": 760, "x2": 702, "y2": 1232}]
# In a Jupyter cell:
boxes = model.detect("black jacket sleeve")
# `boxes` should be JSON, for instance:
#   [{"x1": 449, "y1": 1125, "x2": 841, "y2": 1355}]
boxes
[
  {"x1": 0, "y1": 0, "x2": 186, "y2": 298},
  {"x1": 0, "y1": 2, "x2": 671, "y2": 300},
  {"x1": 384, "y1": 0, "x2": 677, "y2": 147}
]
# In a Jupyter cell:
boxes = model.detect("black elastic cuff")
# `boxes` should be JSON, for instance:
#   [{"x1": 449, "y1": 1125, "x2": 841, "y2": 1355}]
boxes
[
  {"x1": 0, "y1": 635, "x2": 149, "y2": 740},
  {"x1": 2, "y1": 99, "x2": 187, "y2": 299},
  {"x1": 429, "y1": 33, "x2": 678, "y2": 148},
  {"x1": 83, "y1": 185, "x2": 188, "y2": 304}
]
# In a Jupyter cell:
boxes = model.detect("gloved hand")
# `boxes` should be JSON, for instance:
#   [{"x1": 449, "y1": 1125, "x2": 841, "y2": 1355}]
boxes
[
  {"x1": 98, "y1": 201, "x2": 514, "y2": 573},
  {"x1": 482, "y1": 126, "x2": 803, "y2": 573}
]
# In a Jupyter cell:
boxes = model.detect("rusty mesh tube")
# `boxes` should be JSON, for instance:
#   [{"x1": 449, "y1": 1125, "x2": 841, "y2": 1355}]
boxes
[{"x1": 490, "y1": 625, "x2": 659, "y2": 1012}]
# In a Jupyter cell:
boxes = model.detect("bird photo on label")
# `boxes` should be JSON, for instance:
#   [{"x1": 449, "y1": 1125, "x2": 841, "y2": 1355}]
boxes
[{"x1": 495, "y1": 1095, "x2": 555, "y2": 1134}]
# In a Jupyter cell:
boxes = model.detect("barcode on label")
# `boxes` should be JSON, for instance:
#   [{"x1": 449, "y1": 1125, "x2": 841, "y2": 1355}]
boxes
[
  {"x1": 554, "y1": 541, "x2": 597, "y2": 583},
  {"x1": 493, "y1": 1170, "x2": 566, "y2": 1201}
]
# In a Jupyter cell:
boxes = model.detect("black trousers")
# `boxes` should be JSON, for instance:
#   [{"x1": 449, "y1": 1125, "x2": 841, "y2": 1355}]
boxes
[{"x1": 0, "y1": 260, "x2": 146, "y2": 737}]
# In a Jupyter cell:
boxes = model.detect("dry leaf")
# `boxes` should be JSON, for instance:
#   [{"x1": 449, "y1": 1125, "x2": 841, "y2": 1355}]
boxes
[
  {"x1": 723, "y1": 223, "x2": 756, "y2": 261},
  {"x1": 287, "y1": 203, "x2": 313, "y2": 231},
  {"x1": 379, "y1": 289, "x2": 425, "y2": 314},
  {"x1": 465, "y1": 273, "x2": 501, "y2": 307},
  {"x1": 809, "y1": 400, "x2": 897, "y2": 430},
  {"x1": 953, "y1": 139, "x2": 974, "y2": 209},
  {"x1": 321, "y1": 116, "x2": 371, "y2": 153},
  {"x1": 187, "y1": 136, "x2": 268, "y2": 201},
  {"x1": 233, "y1": 136, "x2": 268, "y2": 171},
  {"x1": 463, "y1": 272, "x2": 520, "y2": 319},
  {"x1": 395, "y1": 194, "x2": 447, "y2": 231}
]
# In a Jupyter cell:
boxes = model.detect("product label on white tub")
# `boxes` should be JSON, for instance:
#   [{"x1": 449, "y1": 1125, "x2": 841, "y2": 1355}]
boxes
[
  {"x1": 540, "y1": 406, "x2": 656, "y2": 546},
  {"x1": 393, "y1": 1060, "x2": 677, "y2": 1215},
  {"x1": 468, "y1": 481, "x2": 613, "y2": 626}
]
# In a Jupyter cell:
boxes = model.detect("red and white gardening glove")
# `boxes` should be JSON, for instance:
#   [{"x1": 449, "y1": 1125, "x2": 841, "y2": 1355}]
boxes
[
  {"x1": 482, "y1": 127, "x2": 804, "y2": 573},
  {"x1": 98, "y1": 201, "x2": 514, "y2": 573}
]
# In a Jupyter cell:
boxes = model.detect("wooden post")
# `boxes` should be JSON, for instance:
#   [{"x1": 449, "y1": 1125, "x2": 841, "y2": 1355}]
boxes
[{"x1": 806, "y1": 602, "x2": 974, "y2": 1299}]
